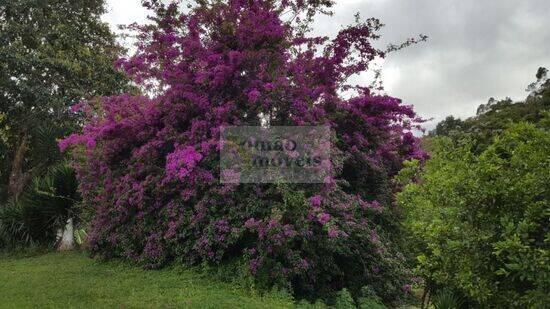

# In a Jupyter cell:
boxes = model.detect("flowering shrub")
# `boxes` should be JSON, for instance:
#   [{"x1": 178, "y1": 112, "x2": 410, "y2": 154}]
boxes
[{"x1": 61, "y1": 0, "x2": 424, "y2": 303}]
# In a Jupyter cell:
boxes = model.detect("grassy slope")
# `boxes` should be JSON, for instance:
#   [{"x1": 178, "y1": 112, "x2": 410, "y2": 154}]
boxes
[{"x1": 0, "y1": 251, "x2": 293, "y2": 308}]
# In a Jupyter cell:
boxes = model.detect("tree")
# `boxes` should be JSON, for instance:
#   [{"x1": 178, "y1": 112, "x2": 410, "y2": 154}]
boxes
[
  {"x1": 430, "y1": 68, "x2": 550, "y2": 152},
  {"x1": 429, "y1": 115, "x2": 464, "y2": 137},
  {"x1": 61, "y1": 0, "x2": 425, "y2": 303},
  {"x1": 0, "y1": 0, "x2": 129, "y2": 201},
  {"x1": 527, "y1": 67, "x2": 550, "y2": 97},
  {"x1": 398, "y1": 122, "x2": 550, "y2": 307}
]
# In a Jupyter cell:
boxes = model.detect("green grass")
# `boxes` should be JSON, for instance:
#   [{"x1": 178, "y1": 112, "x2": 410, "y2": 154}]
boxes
[{"x1": 0, "y1": 251, "x2": 294, "y2": 308}]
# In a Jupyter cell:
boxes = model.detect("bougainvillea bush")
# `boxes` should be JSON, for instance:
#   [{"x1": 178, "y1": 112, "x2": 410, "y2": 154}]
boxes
[{"x1": 61, "y1": 0, "x2": 425, "y2": 303}]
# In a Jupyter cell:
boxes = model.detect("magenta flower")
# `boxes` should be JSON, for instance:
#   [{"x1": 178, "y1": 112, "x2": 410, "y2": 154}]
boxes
[
  {"x1": 317, "y1": 213, "x2": 331, "y2": 225},
  {"x1": 247, "y1": 89, "x2": 261, "y2": 103},
  {"x1": 244, "y1": 218, "x2": 259, "y2": 229},
  {"x1": 310, "y1": 195, "x2": 323, "y2": 207},
  {"x1": 165, "y1": 146, "x2": 203, "y2": 181},
  {"x1": 59, "y1": 0, "x2": 426, "y2": 297}
]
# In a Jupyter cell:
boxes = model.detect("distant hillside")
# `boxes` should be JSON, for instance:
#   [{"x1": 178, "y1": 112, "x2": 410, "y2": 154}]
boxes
[{"x1": 430, "y1": 67, "x2": 550, "y2": 149}]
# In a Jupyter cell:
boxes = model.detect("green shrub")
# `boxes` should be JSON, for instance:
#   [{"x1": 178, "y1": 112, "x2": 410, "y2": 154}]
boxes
[
  {"x1": 334, "y1": 288, "x2": 355, "y2": 309},
  {"x1": 296, "y1": 299, "x2": 328, "y2": 308},
  {"x1": 358, "y1": 298, "x2": 386, "y2": 309},
  {"x1": 358, "y1": 286, "x2": 386, "y2": 309},
  {"x1": 0, "y1": 164, "x2": 79, "y2": 249},
  {"x1": 398, "y1": 122, "x2": 550, "y2": 307},
  {"x1": 431, "y1": 290, "x2": 462, "y2": 309}
]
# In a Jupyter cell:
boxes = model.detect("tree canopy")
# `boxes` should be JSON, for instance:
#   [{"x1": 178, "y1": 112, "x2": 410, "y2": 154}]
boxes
[
  {"x1": 0, "y1": 0, "x2": 130, "y2": 200},
  {"x1": 399, "y1": 121, "x2": 550, "y2": 307},
  {"x1": 61, "y1": 0, "x2": 425, "y2": 303}
]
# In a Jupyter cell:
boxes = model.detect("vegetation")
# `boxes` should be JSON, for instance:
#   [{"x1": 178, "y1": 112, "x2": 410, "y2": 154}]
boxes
[
  {"x1": 0, "y1": 0, "x2": 131, "y2": 250},
  {"x1": 60, "y1": 0, "x2": 425, "y2": 304},
  {"x1": 430, "y1": 67, "x2": 550, "y2": 151},
  {"x1": 0, "y1": 163, "x2": 79, "y2": 248},
  {"x1": 399, "y1": 120, "x2": 550, "y2": 306},
  {"x1": 430, "y1": 290, "x2": 463, "y2": 309},
  {"x1": 395, "y1": 68, "x2": 550, "y2": 308},
  {"x1": 0, "y1": 251, "x2": 294, "y2": 308},
  {"x1": 0, "y1": 0, "x2": 129, "y2": 202},
  {"x1": 1, "y1": 1, "x2": 548, "y2": 308}
]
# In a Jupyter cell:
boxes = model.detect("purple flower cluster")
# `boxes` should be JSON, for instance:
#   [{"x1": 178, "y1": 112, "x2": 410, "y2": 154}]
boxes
[
  {"x1": 165, "y1": 146, "x2": 203, "y2": 181},
  {"x1": 61, "y1": 0, "x2": 424, "y2": 302}
]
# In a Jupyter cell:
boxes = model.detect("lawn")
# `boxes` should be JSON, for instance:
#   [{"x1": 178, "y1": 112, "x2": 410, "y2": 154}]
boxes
[{"x1": 0, "y1": 251, "x2": 294, "y2": 308}]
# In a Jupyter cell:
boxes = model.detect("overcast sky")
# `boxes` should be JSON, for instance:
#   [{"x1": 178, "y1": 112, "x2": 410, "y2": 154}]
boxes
[{"x1": 103, "y1": 0, "x2": 550, "y2": 131}]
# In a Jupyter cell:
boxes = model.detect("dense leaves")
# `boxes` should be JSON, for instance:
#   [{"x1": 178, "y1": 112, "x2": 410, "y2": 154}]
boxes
[
  {"x1": 61, "y1": 0, "x2": 424, "y2": 303},
  {"x1": 398, "y1": 122, "x2": 550, "y2": 307},
  {"x1": 0, "y1": 0, "x2": 130, "y2": 201},
  {"x1": 0, "y1": 164, "x2": 79, "y2": 248}
]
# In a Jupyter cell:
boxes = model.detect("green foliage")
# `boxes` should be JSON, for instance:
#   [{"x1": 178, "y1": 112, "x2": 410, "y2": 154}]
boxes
[
  {"x1": 74, "y1": 228, "x2": 88, "y2": 246},
  {"x1": 0, "y1": 0, "x2": 128, "y2": 129},
  {"x1": 332, "y1": 287, "x2": 388, "y2": 309},
  {"x1": 430, "y1": 116, "x2": 465, "y2": 137},
  {"x1": 0, "y1": 0, "x2": 130, "y2": 200},
  {"x1": 398, "y1": 122, "x2": 550, "y2": 307},
  {"x1": 527, "y1": 67, "x2": 550, "y2": 97},
  {"x1": 334, "y1": 289, "x2": 356, "y2": 309},
  {"x1": 358, "y1": 298, "x2": 386, "y2": 309},
  {"x1": 431, "y1": 290, "x2": 462, "y2": 309},
  {"x1": 357, "y1": 286, "x2": 386, "y2": 309},
  {"x1": 0, "y1": 163, "x2": 79, "y2": 248},
  {"x1": 198, "y1": 257, "x2": 259, "y2": 293},
  {"x1": 295, "y1": 299, "x2": 328, "y2": 308},
  {"x1": 0, "y1": 0, "x2": 125, "y2": 249}
]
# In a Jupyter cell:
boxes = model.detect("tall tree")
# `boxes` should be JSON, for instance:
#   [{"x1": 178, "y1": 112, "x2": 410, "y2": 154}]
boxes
[
  {"x1": 61, "y1": 0, "x2": 426, "y2": 302},
  {"x1": 0, "y1": 0, "x2": 129, "y2": 201}
]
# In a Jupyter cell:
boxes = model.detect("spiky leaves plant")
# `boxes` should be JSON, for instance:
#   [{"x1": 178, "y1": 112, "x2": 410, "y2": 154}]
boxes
[
  {"x1": 0, "y1": 164, "x2": 79, "y2": 249},
  {"x1": 432, "y1": 290, "x2": 463, "y2": 309}
]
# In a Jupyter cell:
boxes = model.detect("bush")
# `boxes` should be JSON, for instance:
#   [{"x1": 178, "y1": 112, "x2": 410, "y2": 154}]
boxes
[
  {"x1": 334, "y1": 288, "x2": 355, "y2": 308},
  {"x1": 358, "y1": 298, "x2": 386, "y2": 309},
  {"x1": 431, "y1": 290, "x2": 462, "y2": 309},
  {"x1": 61, "y1": 0, "x2": 424, "y2": 302},
  {"x1": 358, "y1": 286, "x2": 386, "y2": 309},
  {"x1": 398, "y1": 122, "x2": 550, "y2": 307},
  {"x1": 0, "y1": 164, "x2": 79, "y2": 249}
]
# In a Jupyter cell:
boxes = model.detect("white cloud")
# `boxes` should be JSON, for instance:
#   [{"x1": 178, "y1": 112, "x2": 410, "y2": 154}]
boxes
[{"x1": 102, "y1": 0, "x2": 148, "y2": 32}]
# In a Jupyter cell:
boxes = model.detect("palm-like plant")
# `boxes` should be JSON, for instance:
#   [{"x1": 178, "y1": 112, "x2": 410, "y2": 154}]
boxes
[
  {"x1": 432, "y1": 290, "x2": 463, "y2": 309},
  {"x1": 0, "y1": 123, "x2": 80, "y2": 249},
  {"x1": 0, "y1": 163, "x2": 79, "y2": 248}
]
